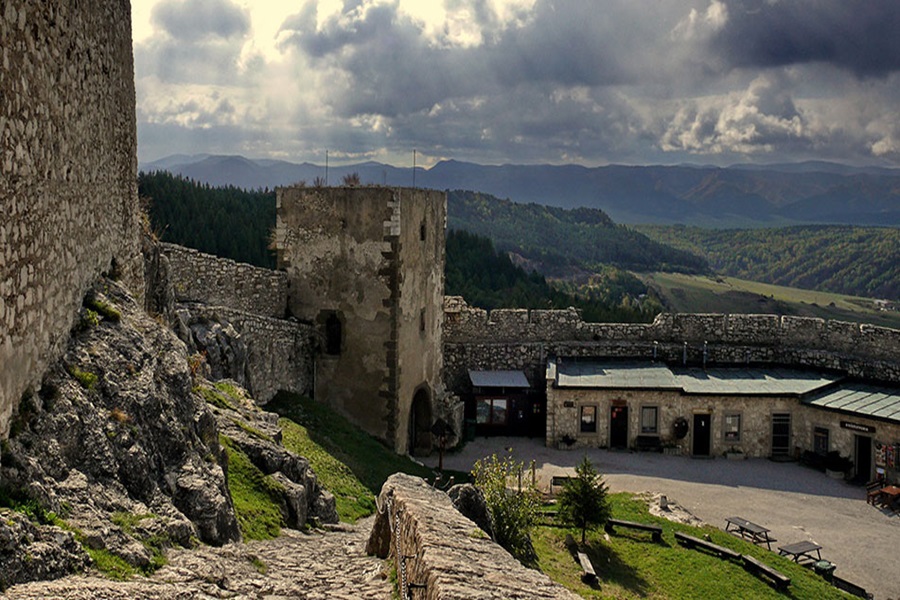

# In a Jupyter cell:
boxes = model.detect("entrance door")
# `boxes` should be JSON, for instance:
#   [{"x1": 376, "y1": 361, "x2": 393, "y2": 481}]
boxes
[
  {"x1": 692, "y1": 414, "x2": 711, "y2": 456},
  {"x1": 855, "y1": 435, "x2": 872, "y2": 483},
  {"x1": 771, "y1": 413, "x2": 791, "y2": 457},
  {"x1": 610, "y1": 406, "x2": 628, "y2": 449}
]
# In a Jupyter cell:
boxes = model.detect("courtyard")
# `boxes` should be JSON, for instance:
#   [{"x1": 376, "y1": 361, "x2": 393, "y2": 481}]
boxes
[{"x1": 426, "y1": 436, "x2": 900, "y2": 599}]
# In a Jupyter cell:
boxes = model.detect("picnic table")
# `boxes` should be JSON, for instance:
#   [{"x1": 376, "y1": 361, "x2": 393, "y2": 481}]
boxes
[
  {"x1": 778, "y1": 540, "x2": 823, "y2": 563},
  {"x1": 873, "y1": 485, "x2": 900, "y2": 510},
  {"x1": 725, "y1": 516, "x2": 774, "y2": 550}
]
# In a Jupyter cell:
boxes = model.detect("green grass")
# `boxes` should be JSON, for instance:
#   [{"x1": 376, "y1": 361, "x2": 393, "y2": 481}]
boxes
[
  {"x1": 534, "y1": 493, "x2": 851, "y2": 599},
  {"x1": 641, "y1": 271, "x2": 900, "y2": 329},
  {"x1": 267, "y1": 392, "x2": 456, "y2": 522},
  {"x1": 220, "y1": 435, "x2": 285, "y2": 540}
]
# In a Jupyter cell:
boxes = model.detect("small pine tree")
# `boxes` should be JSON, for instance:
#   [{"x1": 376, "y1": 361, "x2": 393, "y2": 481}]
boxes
[{"x1": 558, "y1": 456, "x2": 610, "y2": 543}]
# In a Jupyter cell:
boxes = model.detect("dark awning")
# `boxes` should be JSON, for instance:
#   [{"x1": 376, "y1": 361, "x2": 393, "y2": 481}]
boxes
[{"x1": 469, "y1": 370, "x2": 530, "y2": 389}]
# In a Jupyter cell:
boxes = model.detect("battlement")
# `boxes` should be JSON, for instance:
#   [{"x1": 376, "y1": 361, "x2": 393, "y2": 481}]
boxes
[{"x1": 443, "y1": 297, "x2": 900, "y2": 390}]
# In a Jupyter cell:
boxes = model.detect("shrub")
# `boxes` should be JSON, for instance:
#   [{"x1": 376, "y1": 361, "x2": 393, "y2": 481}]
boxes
[{"x1": 471, "y1": 453, "x2": 541, "y2": 565}]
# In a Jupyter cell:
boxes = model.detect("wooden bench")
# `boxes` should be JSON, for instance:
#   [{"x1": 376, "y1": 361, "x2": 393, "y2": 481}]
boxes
[
  {"x1": 604, "y1": 518, "x2": 663, "y2": 542},
  {"x1": 674, "y1": 531, "x2": 740, "y2": 561},
  {"x1": 634, "y1": 435, "x2": 662, "y2": 452},
  {"x1": 565, "y1": 533, "x2": 597, "y2": 584},
  {"x1": 832, "y1": 575, "x2": 872, "y2": 599},
  {"x1": 741, "y1": 554, "x2": 790, "y2": 590}
]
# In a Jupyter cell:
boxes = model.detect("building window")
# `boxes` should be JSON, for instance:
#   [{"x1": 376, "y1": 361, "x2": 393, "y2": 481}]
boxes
[
  {"x1": 420, "y1": 221, "x2": 427, "y2": 241},
  {"x1": 324, "y1": 312, "x2": 342, "y2": 355},
  {"x1": 476, "y1": 398, "x2": 508, "y2": 425},
  {"x1": 580, "y1": 406, "x2": 597, "y2": 433},
  {"x1": 814, "y1": 427, "x2": 829, "y2": 456},
  {"x1": 640, "y1": 406, "x2": 659, "y2": 434},
  {"x1": 723, "y1": 413, "x2": 741, "y2": 442}
]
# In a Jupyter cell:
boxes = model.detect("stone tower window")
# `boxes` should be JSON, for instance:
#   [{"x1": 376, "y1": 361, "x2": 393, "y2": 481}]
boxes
[
  {"x1": 420, "y1": 220, "x2": 427, "y2": 241},
  {"x1": 324, "y1": 312, "x2": 342, "y2": 355}
]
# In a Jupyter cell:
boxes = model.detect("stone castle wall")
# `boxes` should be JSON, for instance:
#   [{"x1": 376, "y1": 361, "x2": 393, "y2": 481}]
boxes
[
  {"x1": 161, "y1": 243, "x2": 288, "y2": 319},
  {"x1": 0, "y1": 1, "x2": 142, "y2": 437},
  {"x1": 367, "y1": 473, "x2": 577, "y2": 599},
  {"x1": 443, "y1": 298, "x2": 900, "y2": 393}
]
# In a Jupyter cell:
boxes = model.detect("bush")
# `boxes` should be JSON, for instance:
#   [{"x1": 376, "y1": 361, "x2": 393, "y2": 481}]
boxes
[{"x1": 471, "y1": 453, "x2": 541, "y2": 565}]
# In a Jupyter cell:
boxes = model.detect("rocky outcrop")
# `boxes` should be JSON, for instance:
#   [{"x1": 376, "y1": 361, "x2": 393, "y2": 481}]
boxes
[
  {"x1": 447, "y1": 483, "x2": 493, "y2": 538},
  {"x1": 0, "y1": 279, "x2": 331, "y2": 588}
]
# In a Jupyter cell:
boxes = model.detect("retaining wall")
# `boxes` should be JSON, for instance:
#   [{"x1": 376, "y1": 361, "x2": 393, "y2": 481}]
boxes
[{"x1": 0, "y1": 0, "x2": 142, "y2": 437}]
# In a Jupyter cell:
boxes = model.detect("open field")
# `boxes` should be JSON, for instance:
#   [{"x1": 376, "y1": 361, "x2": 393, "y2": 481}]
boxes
[{"x1": 640, "y1": 271, "x2": 900, "y2": 329}]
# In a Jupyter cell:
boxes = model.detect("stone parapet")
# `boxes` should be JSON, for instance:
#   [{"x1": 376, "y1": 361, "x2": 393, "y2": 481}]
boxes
[
  {"x1": 443, "y1": 298, "x2": 900, "y2": 392},
  {"x1": 367, "y1": 473, "x2": 577, "y2": 600},
  {"x1": 161, "y1": 244, "x2": 288, "y2": 319}
]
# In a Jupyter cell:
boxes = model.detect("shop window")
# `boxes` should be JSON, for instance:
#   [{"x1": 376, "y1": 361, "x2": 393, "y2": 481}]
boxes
[
  {"x1": 814, "y1": 427, "x2": 829, "y2": 456},
  {"x1": 640, "y1": 406, "x2": 659, "y2": 434},
  {"x1": 476, "y1": 398, "x2": 508, "y2": 425},
  {"x1": 580, "y1": 406, "x2": 597, "y2": 433},
  {"x1": 723, "y1": 413, "x2": 741, "y2": 442}
]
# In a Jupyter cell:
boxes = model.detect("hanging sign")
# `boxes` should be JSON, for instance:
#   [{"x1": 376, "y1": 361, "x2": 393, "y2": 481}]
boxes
[{"x1": 841, "y1": 421, "x2": 875, "y2": 434}]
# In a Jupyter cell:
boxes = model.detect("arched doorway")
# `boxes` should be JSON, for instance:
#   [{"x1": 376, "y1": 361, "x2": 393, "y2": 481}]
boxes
[{"x1": 409, "y1": 387, "x2": 433, "y2": 456}]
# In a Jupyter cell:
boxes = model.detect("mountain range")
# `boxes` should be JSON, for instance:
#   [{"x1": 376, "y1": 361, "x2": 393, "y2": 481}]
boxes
[{"x1": 140, "y1": 154, "x2": 900, "y2": 227}]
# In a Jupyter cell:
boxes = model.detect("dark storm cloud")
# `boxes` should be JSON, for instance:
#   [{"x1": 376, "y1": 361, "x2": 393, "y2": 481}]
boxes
[
  {"x1": 711, "y1": 0, "x2": 900, "y2": 77},
  {"x1": 152, "y1": 0, "x2": 250, "y2": 42},
  {"x1": 278, "y1": 0, "x2": 651, "y2": 118}
]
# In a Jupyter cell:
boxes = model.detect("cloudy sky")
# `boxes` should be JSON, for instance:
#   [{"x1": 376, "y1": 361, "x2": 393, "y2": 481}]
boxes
[{"x1": 132, "y1": 0, "x2": 900, "y2": 168}]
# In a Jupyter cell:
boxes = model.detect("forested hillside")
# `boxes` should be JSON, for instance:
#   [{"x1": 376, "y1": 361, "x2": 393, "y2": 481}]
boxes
[
  {"x1": 139, "y1": 171, "x2": 276, "y2": 268},
  {"x1": 637, "y1": 225, "x2": 900, "y2": 300},
  {"x1": 448, "y1": 190, "x2": 708, "y2": 275},
  {"x1": 446, "y1": 230, "x2": 661, "y2": 322}
]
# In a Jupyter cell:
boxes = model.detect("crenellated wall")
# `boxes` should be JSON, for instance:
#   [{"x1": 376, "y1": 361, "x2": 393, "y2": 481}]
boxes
[
  {"x1": 0, "y1": 0, "x2": 143, "y2": 438},
  {"x1": 443, "y1": 297, "x2": 900, "y2": 393}
]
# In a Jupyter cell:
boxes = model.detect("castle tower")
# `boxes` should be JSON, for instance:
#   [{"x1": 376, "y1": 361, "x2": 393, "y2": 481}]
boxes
[{"x1": 274, "y1": 187, "x2": 446, "y2": 455}]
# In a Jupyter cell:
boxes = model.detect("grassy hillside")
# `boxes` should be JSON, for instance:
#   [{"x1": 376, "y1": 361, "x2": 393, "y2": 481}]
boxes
[
  {"x1": 642, "y1": 272, "x2": 900, "y2": 329},
  {"x1": 636, "y1": 225, "x2": 900, "y2": 300}
]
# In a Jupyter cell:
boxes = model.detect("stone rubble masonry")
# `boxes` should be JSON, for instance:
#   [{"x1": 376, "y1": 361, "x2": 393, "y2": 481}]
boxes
[
  {"x1": 182, "y1": 303, "x2": 315, "y2": 404},
  {"x1": 443, "y1": 297, "x2": 900, "y2": 393},
  {"x1": 0, "y1": 0, "x2": 143, "y2": 438},
  {"x1": 161, "y1": 243, "x2": 288, "y2": 319},
  {"x1": 367, "y1": 473, "x2": 578, "y2": 600}
]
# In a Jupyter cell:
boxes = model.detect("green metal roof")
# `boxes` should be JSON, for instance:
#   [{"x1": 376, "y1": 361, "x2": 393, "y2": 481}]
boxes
[
  {"x1": 551, "y1": 361, "x2": 840, "y2": 396},
  {"x1": 804, "y1": 383, "x2": 900, "y2": 424}
]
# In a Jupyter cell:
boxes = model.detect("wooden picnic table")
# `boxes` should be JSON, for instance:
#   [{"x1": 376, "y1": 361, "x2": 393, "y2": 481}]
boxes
[
  {"x1": 725, "y1": 516, "x2": 774, "y2": 550},
  {"x1": 874, "y1": 485, "x2": 900, "y2": 505},
  {"x1": 778, "y1": 540, "x2": 823, "y2": 563}
]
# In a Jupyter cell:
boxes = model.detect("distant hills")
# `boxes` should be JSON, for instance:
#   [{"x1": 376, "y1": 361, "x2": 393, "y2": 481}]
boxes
[{"x1": 141, "y1": 154, "x2": 900, "y2": 227}]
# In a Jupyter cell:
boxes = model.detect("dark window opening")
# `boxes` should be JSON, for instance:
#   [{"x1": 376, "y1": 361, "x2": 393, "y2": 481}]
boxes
[
  {"x1": 580, "y1": 406, "x2": 597, "y2": 433},
  {"x1": 420, "y1": 221, "x2": 427, "y2": 241},
  {"x1": 325, "y1": 312, "x2": 342, "y2": 355},
  {"x1": 814, "y1": 427, "x2": 829, "y2": 456}
]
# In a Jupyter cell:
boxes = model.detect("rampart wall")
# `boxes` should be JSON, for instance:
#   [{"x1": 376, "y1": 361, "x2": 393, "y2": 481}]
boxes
[
  {"x1": 443, "y1": 297, "x2": 900, "y2": 393},
  {"x1": 161, "y1": 243, "x2": 288, "y2": 319},
  {"x1": 0, "y1": 1, "x2": 142, "y2": 437},
  {"x1": 178, "y1": 304, "x2": 315, "y2": 404},
  {"x1": 367, "y1": 473, "x2": 577, "y2": 599}
]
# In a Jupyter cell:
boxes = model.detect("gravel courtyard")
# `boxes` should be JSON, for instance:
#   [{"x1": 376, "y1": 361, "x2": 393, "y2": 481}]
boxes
[{"x1": 426, "y1": 436, "x2": 900, "y2": 600}]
